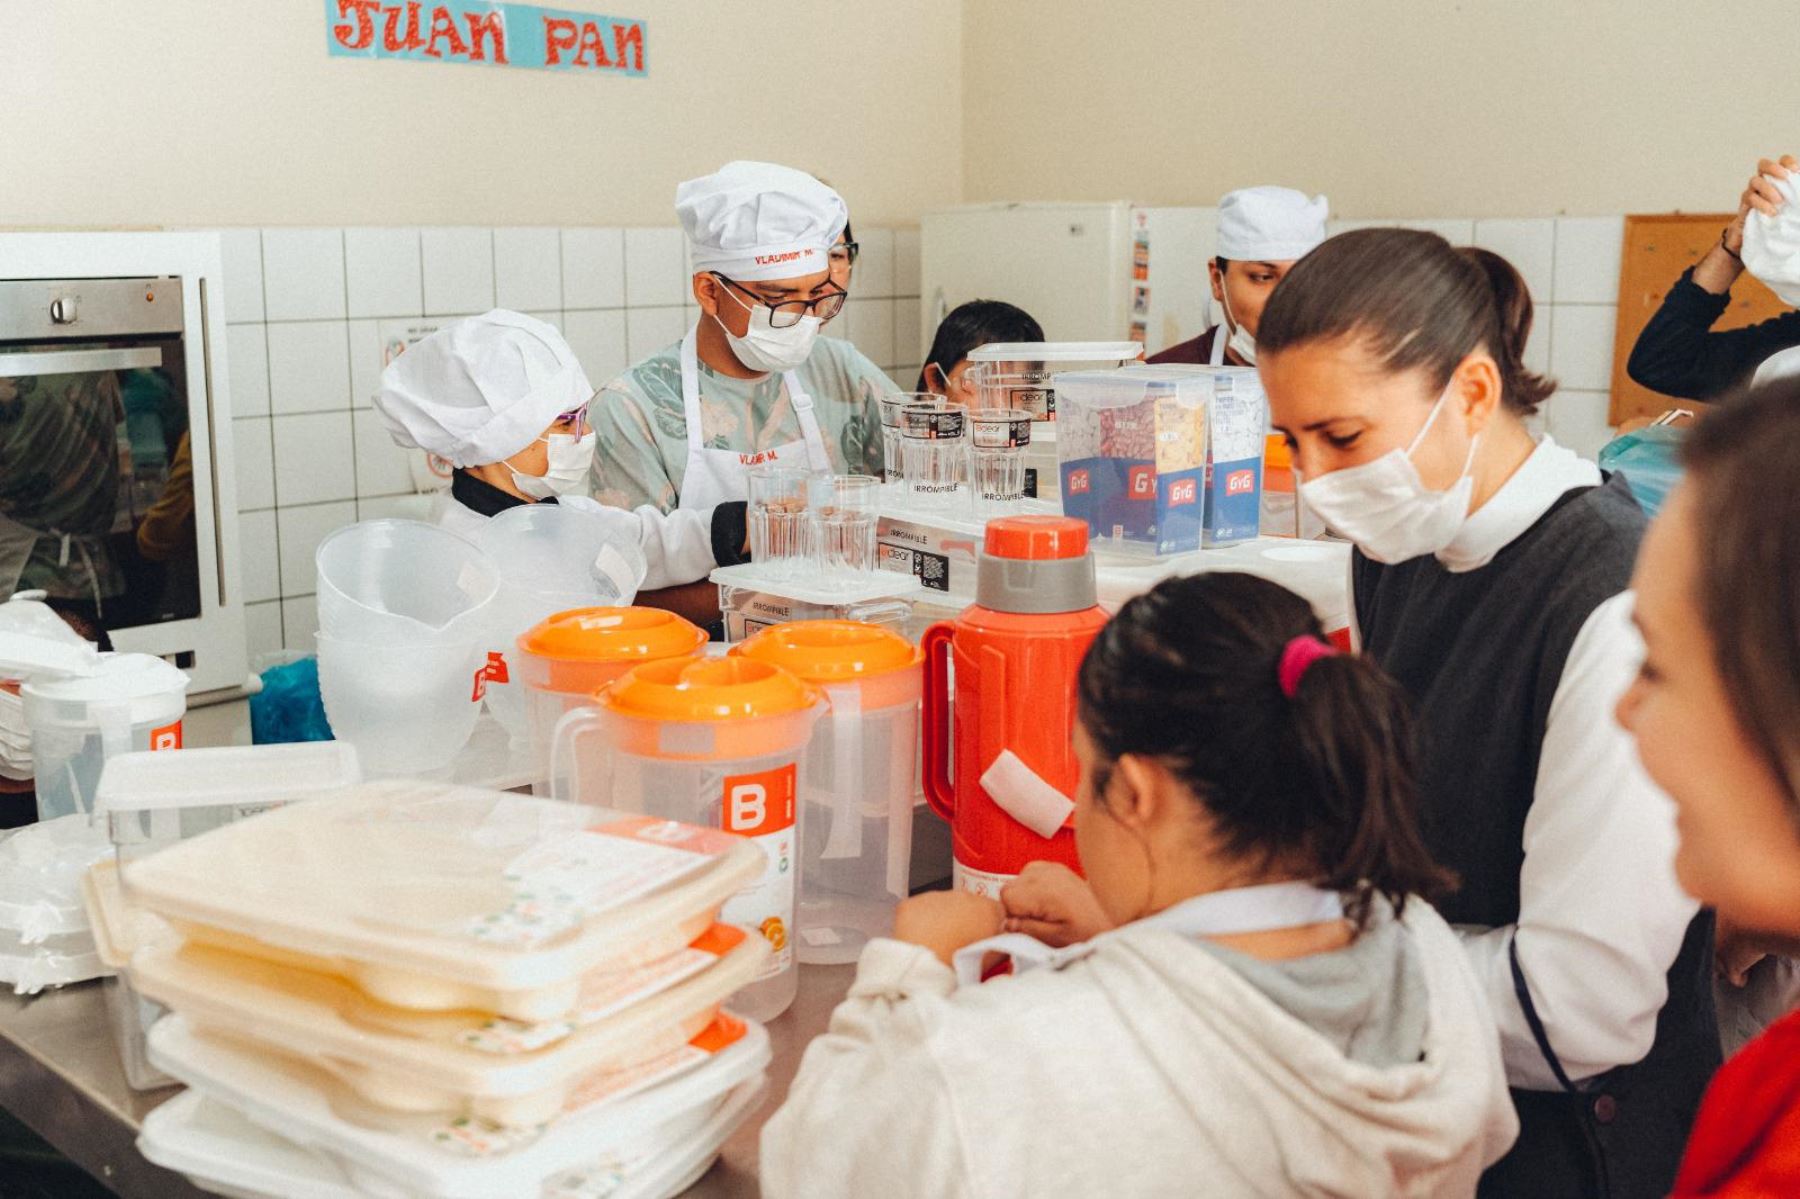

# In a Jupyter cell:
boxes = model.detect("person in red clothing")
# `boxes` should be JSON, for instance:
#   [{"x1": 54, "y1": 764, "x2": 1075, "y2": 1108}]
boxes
[
  {"x1": 1616, "y1": 376, "x2": 1800, "y2": 1196},
  {"x1": 1147, "y1": 185, "x2": 1327, "y2": 367}
]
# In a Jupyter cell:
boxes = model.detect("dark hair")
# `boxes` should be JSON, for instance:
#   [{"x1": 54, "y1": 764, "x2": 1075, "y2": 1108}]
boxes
[
  {"x1": 1257, "y1": 228, "x2": 1556, "y2": 416},
  {"x1": 915, "y1": 300, "x2": 1045, "y2": 392},
  {"x1": 1077, "y1": 572, "x2": 1452, "y2": 928},
  {"x1": 1681, "y1": 376, "x2": 1800, "y2": 810}
]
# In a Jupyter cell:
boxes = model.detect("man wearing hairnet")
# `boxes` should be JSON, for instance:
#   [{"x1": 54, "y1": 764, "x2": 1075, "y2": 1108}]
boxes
[
  {"x1": 1149, "y1": 186, "x2": 1328, "y2": 367},
  {"x1": 588, "y1": 162, "x2": 893, "y2": 622},
  {"x1": 374, "y1": 310, "x2": 746, "y2": 593}
]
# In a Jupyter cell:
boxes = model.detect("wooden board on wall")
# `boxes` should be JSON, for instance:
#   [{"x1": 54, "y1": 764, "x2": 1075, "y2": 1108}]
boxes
[{"x1": 1611, "y1": 213, "x2": 1790, "y2": 425}]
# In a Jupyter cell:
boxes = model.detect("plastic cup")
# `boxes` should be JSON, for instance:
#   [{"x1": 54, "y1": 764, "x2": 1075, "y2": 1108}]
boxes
[
  {"x1": 810, "y1": 475, "x2": 880, "y2": 583},
  {"x1": 315, "y1": 633, "x2": 486, "y2": 778},
  {"x1": 969, "y1": 409, "x2": 1034, "y2": 518},
  {"x1": 879, "y1": 393, "x2": 940, "y2": 483},
  {"x1": 748, "y1": 466, "x2": 811, "y2": 579},
  {"x1": 902, "y1": 406, "x2": 968, "y2": 513}
]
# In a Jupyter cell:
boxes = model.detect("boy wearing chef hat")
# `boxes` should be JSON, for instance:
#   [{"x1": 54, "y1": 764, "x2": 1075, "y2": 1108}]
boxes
[
  {"x1": 1149, "y1": 185, "x2": 1329, "y2": 368},
  {"x1": 587, "y1": 162, "x2": 893, "y2": 607},
  {"x1": 374, "y1": 309, "x2": 745, "y2": 593}
]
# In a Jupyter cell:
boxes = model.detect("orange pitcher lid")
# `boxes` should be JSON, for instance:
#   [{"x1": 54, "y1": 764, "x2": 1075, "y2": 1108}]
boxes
[
  {"x1": 520, "y1": 607, "x2": 707, "y2": 663},
  {"x1": 729, "y1": 620, "x2": 921, "y2": 683},
  {"x1": 601, "y1": 655, "x2": 820, "y2": 722},
  {"x1": 1265, "y1": 433, "x2": 1293, "y2": 470}
]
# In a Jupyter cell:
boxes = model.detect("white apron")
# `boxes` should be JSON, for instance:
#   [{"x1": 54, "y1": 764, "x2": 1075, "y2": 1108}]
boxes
[{"x1": 677, "y1": 325, "x2": 831, "y2": 511}]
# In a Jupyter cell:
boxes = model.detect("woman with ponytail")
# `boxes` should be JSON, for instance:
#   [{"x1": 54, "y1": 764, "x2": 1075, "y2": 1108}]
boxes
[
  {"x1": 1248, "y1": 228, "x2": 1717, "y2": 1199},
  {"x1": 762, "y1": 573, "x2": 1518, "y2": 1198}
]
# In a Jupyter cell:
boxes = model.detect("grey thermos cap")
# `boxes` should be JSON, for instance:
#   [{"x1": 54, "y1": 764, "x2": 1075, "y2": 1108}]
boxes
[{"x1": 976, "y1": 552, "x2": 1098, "y2": 614}]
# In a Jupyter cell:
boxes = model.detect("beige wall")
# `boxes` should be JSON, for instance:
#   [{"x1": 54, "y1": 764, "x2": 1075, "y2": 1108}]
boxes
[
  {"x1": 961, "y1": 0, "x2": 1800, "y2": 219},
  {"x1": 0, "y1": 0, "x2": 961, "y2": 228}
]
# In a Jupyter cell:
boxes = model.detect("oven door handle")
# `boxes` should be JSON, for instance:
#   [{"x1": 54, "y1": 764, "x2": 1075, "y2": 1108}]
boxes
[{"x1": 0, "y1": 347, "x2": 163, "y2": 377}]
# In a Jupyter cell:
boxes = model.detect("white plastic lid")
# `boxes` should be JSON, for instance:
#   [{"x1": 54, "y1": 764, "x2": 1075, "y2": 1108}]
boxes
[
  {"x1": 95, "y1": 742, "x2": 363, "y2": 814},
  {"x1": 710, "y1": 561, "x2": 924, "y2": 607},
  {"x1": 0, "y1": 814, "x2": 113, "y2": 939},
  {"x1": 967, "y1": 341, "x2": 1143, "y2": 363},
  {"x1": 20, "y1": 652, "x2": 188, "y2": 712}
]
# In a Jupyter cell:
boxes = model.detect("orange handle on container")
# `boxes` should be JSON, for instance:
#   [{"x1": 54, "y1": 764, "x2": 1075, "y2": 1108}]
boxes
[{"x1": 921, "y1": 623, "x2": 956, "y2": 824}]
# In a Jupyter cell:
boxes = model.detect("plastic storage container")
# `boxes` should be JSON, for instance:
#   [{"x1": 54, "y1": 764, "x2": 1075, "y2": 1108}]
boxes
[
  {"x1": 141, "y1": 1012, "x2": 770, "y2": 1199},
  {"x1": 1124, "y1": 363, "x2": 1269, "y2": 546},
  {"x1": 552, "y1": 657, "x2": 825, "y2": 1021},
  {"x1": 515, "y1": 607, "x2": 708, "y2": 793},
  {"x1": 315, "y1": 632, "x2": 486, "y2": 778},
  {"x1": 712, "y1": 562, "x2": 920, "y2": 644},
  {"x1": 731, "y1": 621, "x2": 924, "y2": 963},
  {"x1": 967, "y1": 342, "x2": 1143, "y2": 422},
  {"x1": 83, "y1": 859, "x2": 179, "y2": 1090},
  {"x1": 96, "y1": 743, "x2": 364, "y2": 886},
  {"x1": 121, "y1": 781, "x2": 766, "y2": 1022},
  {"x1": 0, "y1": 815, "x2": 113, "y2": 994},
  {"x1": 20, "y1": 653, "x2": 190, "y2": 822}
]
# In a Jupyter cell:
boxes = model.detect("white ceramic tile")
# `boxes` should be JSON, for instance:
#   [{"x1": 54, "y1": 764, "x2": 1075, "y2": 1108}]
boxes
[
  {"x1": 1523, "y1": 409, "x2": 1548, "y2": 440},
  {"x1": 276, "y1": 502, "x2": 356, "y2": 599},
  {"x1": 273, "y1": 412, "x2": 355, "y2": 506},
  {"x1": 843, "y1": 298, "x2": 895, "y2": 368},
  {"x1": 1549, "y1": 305, "x2": 1618, "y2": 392},
  {"x1": 218, "y1": 229, "x2": 265, "y2": 323},
  {"x1": 563, "y1": 309, "x2": 629, "y2": 386},
  {"x1": 357, "y1": 494, "x2": 434, "y2": 522},
  {"x1": 1546, "y1": 390, "x2": 1616, "y2": 461},
  {"x1": 347, "y1": 320, "x2": 382, "y2": 409},
  {"x1": 560, "y1": 228, "x2": 626, "y2": 309},
  {"x1": 265, "y1": 321, "x2": 351, "y2": 415},
  {"x1": 280, "y1": 594, "x2": 320, "y2": 651},
  {"x1": 525, "y1": 311, "x2": 563, "y2": 333},
  {"x1": 894, "y1": 297, "x2": 922, "y2": 365},
  {"x1": 232, "y1": 417, "x2": 275, "y2": 511},
  {"x1": 851, "y1": 228, "x2": 895, "y2": 299},
  {"x1": 893, "y1": 229, "x2": 921, "y2": 295},
  {"x1": 1524, "y1": 312, "x2": 1552, "y2": 378},
  {"x1": 243, "y1": 601, "x2": 284, "y2": 664},
  {"x1": 261, "y1": 229, "x2": 346, "y2": 321},
  {"x1": 236, "y1": 509, "x2": 280, "y2": 603},
  {"x1": 225, "y1": 324, "x2": 269, "y2": 417},
  {"x1": 343, "y1": 228, "x2": 422, "y2": 319},
  {"x1": 353, "y1": 408, "x2": 416, "y2": 498},
  {"x1": 1395, "y1": 218, "x2": 1475, "y2": 244},
  {"x1": 1553, "y1": 216, "x2": 1625, "y2": 305},
  {"x1": 1473, "y1": 219, "x2": 1556, "y2": 308},
  {"x1": 494, "y1": 228, "x2": 562, "y2": 311},
  {"x1": 421, "y1": 227, "x2": 495, "y2": 316},
  {"x1": 625, "y1": 306, "x2": 687, "y2": 363},
  {"x1": 624, "y1": 228, "x2": 688, "y2": 307},
  {"x1": 1325, "y1": 218, "x2": 1395, "y2": 238}
]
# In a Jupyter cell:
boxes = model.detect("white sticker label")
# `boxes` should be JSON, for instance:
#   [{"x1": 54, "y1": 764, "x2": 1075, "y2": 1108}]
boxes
[
  {"x1": 593, "y1": 543, "x2": 643, "y2": 601},
  {"x1": 953, "y1": 861, "x2": 1016, "y2": 899}
]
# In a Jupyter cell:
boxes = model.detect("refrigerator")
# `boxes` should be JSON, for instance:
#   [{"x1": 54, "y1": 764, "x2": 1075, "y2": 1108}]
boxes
[{"x1": 919, "y1": 202, "x2": 1219, "y2": 359}]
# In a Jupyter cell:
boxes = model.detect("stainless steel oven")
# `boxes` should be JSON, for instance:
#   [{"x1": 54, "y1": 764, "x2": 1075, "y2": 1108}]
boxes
[{"x1": 0, "y1": 234, "x2": 248, "y2": 696}]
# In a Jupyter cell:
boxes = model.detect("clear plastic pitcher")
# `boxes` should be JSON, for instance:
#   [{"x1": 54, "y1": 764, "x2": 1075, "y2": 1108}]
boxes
[
  {"x1": 515, "y1": 606, "x2": 708, "y2": 794},
  {"x1": 472, "y1": 506, "x2": 649, "y2": 743},
  {"x1": 551, "y1": 656, "x2": 823, "y2": 1021},
  {"x1": 315, "y1": 633, "x2": 486, "y2": 777},
  {"x1": 315, "y1": 519, "x2": 500, "y2": 644},
  {"x1": 730, "y1": 621, "x2": 922, "y2": 964},
  {"x1": 21, "y1": 654, "x2": 190, "y2": 823}
]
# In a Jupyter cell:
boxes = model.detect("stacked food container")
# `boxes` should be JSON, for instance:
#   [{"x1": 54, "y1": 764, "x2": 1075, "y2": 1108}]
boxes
[{"x1": 115, "y1": 779, "x2": 774, "y2": 1198}]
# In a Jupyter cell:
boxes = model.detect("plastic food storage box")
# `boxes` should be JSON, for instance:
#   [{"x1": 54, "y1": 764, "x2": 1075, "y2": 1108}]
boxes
[
  {"x1": 121, "y1": 781, "x2": 766, "y2": 1022},
  {"x1": 83, "y1": 859, "x2": 180, "y2": 1090},
  {"x1": 712, "y1": 562, "x2": 919, "y2": 644}
]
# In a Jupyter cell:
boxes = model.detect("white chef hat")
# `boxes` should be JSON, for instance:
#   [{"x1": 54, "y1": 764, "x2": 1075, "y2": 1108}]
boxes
[
  {"x1": 373, "y1": 310, "x2": 592, "y2": 469},
  {"x1": 1216, "y1": 186, "x2": 1330, "y2": 262},
  {"x1": 1743, "y1": 172, "x2": 1800, "y2": 309},
  {"x1": 676, "y1": 160, "x2": 848, "y2": 282}
]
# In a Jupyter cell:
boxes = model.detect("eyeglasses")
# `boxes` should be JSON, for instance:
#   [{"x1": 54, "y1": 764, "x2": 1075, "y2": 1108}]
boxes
[
  {"x1": 554, "y1": 401, "x2": 590, "y2": 428},
  {"x1": 828, "y1": 241, "x2": 861, "y2": 268},
  {"x1": 712, "y1": 273, "x2": 847, "y2": 329}
]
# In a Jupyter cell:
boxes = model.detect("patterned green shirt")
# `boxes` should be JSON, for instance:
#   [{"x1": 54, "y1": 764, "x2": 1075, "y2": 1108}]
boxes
[{"x1": 588, "y1": 335, "x2": 893, "y2": 513}]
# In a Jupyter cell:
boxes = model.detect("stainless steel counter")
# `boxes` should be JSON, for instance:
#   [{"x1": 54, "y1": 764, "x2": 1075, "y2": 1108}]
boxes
[{"x1": 0, "y1": 963, "x2": 856, "y2": 1197}]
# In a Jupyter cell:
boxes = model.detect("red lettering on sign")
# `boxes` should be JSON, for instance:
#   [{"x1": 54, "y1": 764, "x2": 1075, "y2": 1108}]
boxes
[
  {"x1": 422, "y1": 5, "x2": 468, "y2": 58},
  {"x1": 575, "y1": 19, "x2": 613, "y2": 67},
  {"x1": 543, "y1": 16, "x2": 578, "y2": 64},
  {"x1": 1128, "y1": 465, "x2": 1156, "y2": 499},
  {"x1": 464, "y1": 10, "x2": 508, "y2": 62},
  {"x1": 1226, "y1": 469, "x2": 1256, "y2": 496},
  {"x1": 382, "y1": 1, "x2": 425, "y2": 51},
  {"x1": 1067, "y1": 469, "x2": 1090, "y2": 496},
  {"x1": 1168, "y1": 478, "x2": 1198, "y2": 507},
  {"x1": 333, "y1": 0, "x2": 382, "y2": 50},
  {"x1": 613, "y1": 21, "x2": 644, "y2": 71}
]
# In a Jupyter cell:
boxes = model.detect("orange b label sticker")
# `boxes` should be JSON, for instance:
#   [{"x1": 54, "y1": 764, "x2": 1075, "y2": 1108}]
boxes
[
  {"x1": 150, "y1": 721, "x2": 183, "y2": 751},
  {"x1": 721, "y1": 763, "x2": 796, "y2": 837}
]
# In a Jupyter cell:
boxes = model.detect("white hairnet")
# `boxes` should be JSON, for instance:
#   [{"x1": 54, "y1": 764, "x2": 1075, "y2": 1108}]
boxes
[
  {"x1": 1216, "y1": 186, "x2": 1330, "y2": 262},
  {"x1": 677, "y1": 161, "x2": 848, "y2": 282}
]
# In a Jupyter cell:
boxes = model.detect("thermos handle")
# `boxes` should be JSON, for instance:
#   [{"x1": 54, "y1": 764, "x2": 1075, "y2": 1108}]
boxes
[
  {"x1": 920, "y1": 623, "x2": 956, "y2": 824},
  {"x1": 548, "y1": 705, "x2": 605, "y2": 804}
]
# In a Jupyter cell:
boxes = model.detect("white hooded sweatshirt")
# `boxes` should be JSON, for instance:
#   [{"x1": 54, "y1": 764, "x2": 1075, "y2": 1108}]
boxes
[{"x1": 762, "y1": 899, "x2": 1517, "y2": 1198}]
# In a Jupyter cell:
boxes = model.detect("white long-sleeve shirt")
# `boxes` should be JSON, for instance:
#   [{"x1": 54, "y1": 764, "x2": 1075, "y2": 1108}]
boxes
[
  {"x1": 1356, "y1": 437, "x2": 1696, "y2": 1089},
  {"x1": 433, "y1": 489, "x2": 721, "y2": 590}
]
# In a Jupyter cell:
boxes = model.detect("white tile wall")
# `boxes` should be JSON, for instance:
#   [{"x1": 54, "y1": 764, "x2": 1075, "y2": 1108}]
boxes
[
  {"x1": 1549, "y1": 304, "x2": 1619, "y2": 392},
  {"x1": 1473, "y1": 219, "x2": 1556, "y2": 309},
  {"x1": 1553, "y1": 217, "x2": 1626, "y2": 305},
  {"x1": 1546, "y1": 391, "x2": 1617, "y2": 460},
  {"x1": 211, "y1": 224, "x2": 924, "y2": 625}
]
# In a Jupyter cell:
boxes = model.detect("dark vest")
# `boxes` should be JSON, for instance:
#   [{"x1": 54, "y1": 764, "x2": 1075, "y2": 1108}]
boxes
[{"x1": 1353, "y1": 474, "x2": 1719, "y2": 1199}]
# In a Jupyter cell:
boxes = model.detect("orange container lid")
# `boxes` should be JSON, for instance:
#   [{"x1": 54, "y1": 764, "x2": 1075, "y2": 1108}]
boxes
[
  {"x1": 1265, "y1": 434, "x2": 1293, "y2": 470},
  {"x1": 520, "y1": 607, "x2": 707, "y2": 664},
  {"x1": 601, "y1": 655, "x2": 820, "y2": 723},
  {"x1": 984, "y1": 515, "x2": 1088, "y2": 561},
  {"x1": 730, "y1": 621, "x2": 921, "y2": 682}
]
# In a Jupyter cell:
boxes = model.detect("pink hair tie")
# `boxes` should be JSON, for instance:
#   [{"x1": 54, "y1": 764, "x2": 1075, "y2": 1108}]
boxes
[{"x1": 1278, "y1": 636, "x2": 1339, "y2": 698}]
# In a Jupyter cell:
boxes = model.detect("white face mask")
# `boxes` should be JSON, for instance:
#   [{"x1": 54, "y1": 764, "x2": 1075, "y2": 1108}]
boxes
[
  {"x1": 1296, "y1": 383, "x2": 1480, "y2": 565},
  {"x1": 509, "y1": 430, "x2": 596, "y2": 500},
  {"x1": 715, "y1": 285, "x2": 822, "y2": 373},
  {"x1": 1220, "y1": 287, "x2": 1257, "y2": 365}
]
